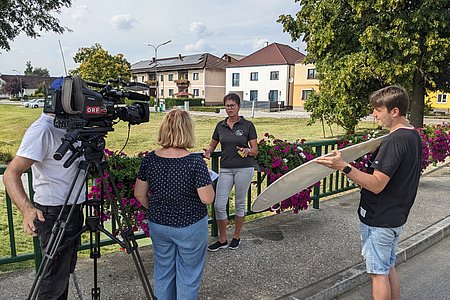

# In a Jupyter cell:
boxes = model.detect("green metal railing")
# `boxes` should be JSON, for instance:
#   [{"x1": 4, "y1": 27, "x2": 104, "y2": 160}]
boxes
[
  {"x1": 0, "y1": 139, "x2": 357, "y2": 270},
  {"x1": 207, "y1": 139, "x2": 356, "y2": 236}
]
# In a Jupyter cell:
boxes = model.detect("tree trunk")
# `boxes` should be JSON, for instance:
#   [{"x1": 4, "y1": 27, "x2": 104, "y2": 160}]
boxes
[{"x1": 410, "y1": 68, "x2": 425, "y2": 128}]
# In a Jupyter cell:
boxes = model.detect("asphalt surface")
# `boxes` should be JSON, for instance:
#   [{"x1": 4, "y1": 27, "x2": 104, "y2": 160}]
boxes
[
  {"x1": 337, "y1": 235, "x2": 450, "y2": 300},
  {"x1": 0, "y1": 161, "x2": 449, "y2": 300}
]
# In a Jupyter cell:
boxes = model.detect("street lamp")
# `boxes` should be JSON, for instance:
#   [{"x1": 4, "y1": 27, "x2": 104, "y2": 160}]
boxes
[
  {"x1": 143, "y1": 40, "x2": 171, "y2": 111},
  {"x1": 12, "y1": 69, "x2": 23, "y2": 100}
]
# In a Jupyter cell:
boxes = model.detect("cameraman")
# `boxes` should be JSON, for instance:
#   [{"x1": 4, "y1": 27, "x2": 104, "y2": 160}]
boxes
[{"x1": 3, "y1": 112, "x2": 86, "y2": 300}]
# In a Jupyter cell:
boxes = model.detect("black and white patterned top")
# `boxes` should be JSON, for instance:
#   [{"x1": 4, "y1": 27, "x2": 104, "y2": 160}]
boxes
[{"x1": 137, "y1": 151, "x2": 212, "y2": 227}]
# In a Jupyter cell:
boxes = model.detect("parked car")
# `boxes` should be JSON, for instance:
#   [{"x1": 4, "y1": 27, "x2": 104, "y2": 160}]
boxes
[
  {"x1": 23, "y1": 99, "x2": 39, "y2": 108},
  {"x1": 29, "y1": 99, "x2": 45, "y2": 108}
]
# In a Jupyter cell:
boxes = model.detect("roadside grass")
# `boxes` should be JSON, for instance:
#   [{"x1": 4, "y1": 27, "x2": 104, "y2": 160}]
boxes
[
  {"x1": 0, "y1": 104, "x2": 378, "y2": 272},
  {"x1": 0, "y1": 105, "x2": 378, "y2": 157}
]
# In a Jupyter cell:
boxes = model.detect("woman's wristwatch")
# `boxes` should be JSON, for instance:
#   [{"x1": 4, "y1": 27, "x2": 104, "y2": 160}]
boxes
[{"x1": 342, "y1": 164, "x2": 352, "y2": 175}]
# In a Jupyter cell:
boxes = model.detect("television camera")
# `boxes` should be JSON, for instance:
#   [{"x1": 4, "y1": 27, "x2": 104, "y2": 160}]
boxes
[
  {"x1": 43, "y1": 75, "x2": 150, "y2": 164},
  {"x1": 44, "y1": 75, "x2": 150, "y2": 129}
]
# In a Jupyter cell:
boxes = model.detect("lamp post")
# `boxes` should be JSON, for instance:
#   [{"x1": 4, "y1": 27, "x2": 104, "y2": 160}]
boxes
[
  {"x1": 144, "y1": 40, "x2": 171, "y2": 111},
  {"x1": 12, "y1": 69, "x2": 23, "y2": 100}
]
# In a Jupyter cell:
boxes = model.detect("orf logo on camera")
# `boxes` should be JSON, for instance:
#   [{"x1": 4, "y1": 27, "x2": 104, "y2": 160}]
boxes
[{"x1": 86, "y1": 106, "x2": 105, "y2": 114}]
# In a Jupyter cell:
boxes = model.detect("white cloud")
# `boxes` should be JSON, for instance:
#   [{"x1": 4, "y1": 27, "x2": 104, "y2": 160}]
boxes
[
  {"x1": 184, "y1": 39, "x2": 214, "y2": 52},
  {"x1": 240, "y1": 38, "x2": 269, "y2": 49},
  {"x1": 69, "y1": 5, "x2": 89, "y2": 23},
  {"x1": 110, "y1": 15, "x2": 138, "y2": 30},
  {"x1": 189, "y1": 22, "x2": 212, "y2": 37}
]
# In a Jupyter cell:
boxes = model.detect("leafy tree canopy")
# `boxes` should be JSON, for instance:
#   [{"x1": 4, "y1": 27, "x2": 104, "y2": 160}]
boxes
[
  {"x1": 279, "y1": 0, "x2": 450, "y2": 130},
  {"x1": 70, "y1": 43, "x2": 131, "y2": 85},
  {"x1": 0, "y1": 0, "x2": 72, "y2": 51},
  {"x1": 24, "y1": 61, "x2": 50, "y2": 77}
]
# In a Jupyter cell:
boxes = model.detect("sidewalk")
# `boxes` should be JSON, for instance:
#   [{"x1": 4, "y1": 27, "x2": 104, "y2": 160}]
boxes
[{"x1": 0, "y1": 163, "x2": 449, "y2": 300}]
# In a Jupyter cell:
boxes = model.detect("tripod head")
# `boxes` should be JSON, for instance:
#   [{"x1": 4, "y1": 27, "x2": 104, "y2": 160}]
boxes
[{"x1": 54, "y1": 127, "x2": 113, "y2": 168}]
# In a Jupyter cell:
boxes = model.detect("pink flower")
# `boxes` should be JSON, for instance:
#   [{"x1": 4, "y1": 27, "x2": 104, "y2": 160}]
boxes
[
  {"x1": 104, "y1": 148, "x2": 114, "y2": 156},
  {"x1": 136, "y1": 211, "x2": 145, "y2": 221}
]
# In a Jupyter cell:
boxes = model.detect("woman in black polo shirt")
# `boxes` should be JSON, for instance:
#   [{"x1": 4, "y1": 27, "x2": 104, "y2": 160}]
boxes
[{"x1": 204, "y1": 93, "x2": 258, "y2": 251}]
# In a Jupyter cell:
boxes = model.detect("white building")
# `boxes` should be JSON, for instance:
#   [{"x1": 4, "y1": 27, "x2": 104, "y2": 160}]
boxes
[{"x1": 226, "y1": 43, "x2": 305, "y2": 107}]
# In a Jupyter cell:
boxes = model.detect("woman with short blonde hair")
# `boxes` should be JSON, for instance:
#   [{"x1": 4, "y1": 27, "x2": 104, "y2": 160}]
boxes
[
  {"x1": 157, "y1": 108, "x2": 195, "y2": 148},
  {"x1": 135, "y1": 108, "x2": 214, "y2": 300}
]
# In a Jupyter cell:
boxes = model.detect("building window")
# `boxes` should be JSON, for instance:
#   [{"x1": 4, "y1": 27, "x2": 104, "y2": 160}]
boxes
[
  {"x1": 307, "y1": 68, "x2": 317, "y2": 79},
  {"x1": 232, "y1": 73, "x2": 240, "y2": 87},
  {"x1": 141, "y1": 76, "x2": 144, "y2": 82},
  {"x1": 193, "y1": 73, "x2": 199, "y2": 80},
  {"x1": 437, "y1": 94, "x2": 448, "y2": 103},
  {"x1": 268, "y1": 90, "x2": 278, "y2": 101},
  {"x1": 301, "y1": 89, "x2": 313, "y2": 100},
  {"x1": 250, "y1": 72, "x2": 258, "y2": 81},
  {"x1": 169, "y1": 89, "x2": 174, "y2": 96},
  {"x1": 160, "y1": 89, "x2": 164, "y2": 97},
  {"x1": 160, "y1": 75, "x2": 164, "y2": 81},
  {"x1": 168, "y1": 74, "x2": 174, "y2": 81},
  {"x1": 193, "y1": 89, "x2": 199, "y2": 97},
  {"x1": 270, "y1": 71, "x2": 279, "y2": 80},
  {"x1": 250, "y1": 90, "x2": 258, "y2": 101}
]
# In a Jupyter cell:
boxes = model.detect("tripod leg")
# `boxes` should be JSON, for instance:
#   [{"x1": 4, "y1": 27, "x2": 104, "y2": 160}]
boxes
[
  {"x1": 96, "y1": 162, "x2": 155, "y2": 300},
  {"x1": 27, "y1": 166, "x2": 88, "y2": 300}
]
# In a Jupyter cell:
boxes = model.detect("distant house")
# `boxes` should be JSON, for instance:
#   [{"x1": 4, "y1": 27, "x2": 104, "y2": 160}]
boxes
[
  {"x1": 221, "y1": 53, "x2": 246, "y2": 64},
  {"x1": 131, "y1": 53, "x2": 230, "y2": 105},
  {"x1": 225, "y1": 42, "x2": 305, "y2": 107},
  {"x1": 426, "y1": 90, "x2": 450, "y2": 114},
  {"x1": 0, "y1": 74, "x2": 59, "y2": 98},
  {"x1": 292, "y1": 61, "x2": 320, "y2": 109}
]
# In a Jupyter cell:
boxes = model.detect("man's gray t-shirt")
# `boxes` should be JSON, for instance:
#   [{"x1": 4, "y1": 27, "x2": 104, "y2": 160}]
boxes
[{"x1": 212, "y1": 117, "x2": 257, "y2": 168}]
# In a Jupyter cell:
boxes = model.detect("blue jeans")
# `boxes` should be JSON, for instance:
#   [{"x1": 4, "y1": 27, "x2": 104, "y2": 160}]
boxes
[
  {"x1": 149, "y1": 216, "x2": 208, "y2": 300},
  {"x1": 360, "y1": 222, "x2": 403, "y2": 275},
  {"x1": 214, "y1": 167, "x2": 254, "y2": 220}
]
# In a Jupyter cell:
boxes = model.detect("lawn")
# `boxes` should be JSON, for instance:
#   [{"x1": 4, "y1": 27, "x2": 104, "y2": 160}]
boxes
[{"x1": 0, "y1": 105, "x2": 378, "y2": 158}]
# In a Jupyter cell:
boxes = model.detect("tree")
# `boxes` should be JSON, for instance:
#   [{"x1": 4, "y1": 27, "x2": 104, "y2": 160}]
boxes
[
  {"x1": 2, "y1": 78, "x2": 21, "y2": 96},
  {"x1": 24, "y1": 61, "x2": 50, "y2": 77},
  {"x1": 0, "y1": 0, "x2": 72, "y2": 51},
  {"x1": 279, "y1": 0, "x2": 450, "y2": 130},
  {"x1": 70, "y1": 43, "x2": 131, "y2": 84}
]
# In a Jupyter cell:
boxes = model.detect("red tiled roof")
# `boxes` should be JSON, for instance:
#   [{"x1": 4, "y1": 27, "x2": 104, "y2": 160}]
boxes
[{"x1": 229, "y1": 43, "x2": 305, "y2": 68}]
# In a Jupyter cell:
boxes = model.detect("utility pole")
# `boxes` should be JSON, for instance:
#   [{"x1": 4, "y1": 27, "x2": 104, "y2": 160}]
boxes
[
  {"x1": 143, "y1": 40, "x2": 171, "y2": 111},
  {"x1": 12, "y1": 69, "x2": 23, "y2": 99}
]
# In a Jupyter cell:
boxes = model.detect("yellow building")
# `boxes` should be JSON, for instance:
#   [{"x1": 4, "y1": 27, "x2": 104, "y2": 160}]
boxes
[
  {"x1": 426, "y1": 90, "x2": 450, "y2": 114},
  {"x1": 292, "y1": 61, "x2": 320, "y2": 109}
]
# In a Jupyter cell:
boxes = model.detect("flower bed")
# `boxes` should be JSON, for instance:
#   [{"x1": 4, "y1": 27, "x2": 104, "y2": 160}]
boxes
[{"x1": 89, "y1": 123, "x2": 450, "y2": 234}]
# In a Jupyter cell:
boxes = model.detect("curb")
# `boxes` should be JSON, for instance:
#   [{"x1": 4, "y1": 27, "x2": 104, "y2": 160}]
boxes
[{"x1": 278, "y1": 215, "x2": 450, "y2": 300}]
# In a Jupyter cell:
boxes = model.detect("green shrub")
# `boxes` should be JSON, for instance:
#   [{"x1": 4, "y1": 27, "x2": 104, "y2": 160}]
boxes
[
  {"x1": 0, "y1": 151, "x2": 13, "y2": 164},
  {"x1": 189, "y1": 106, "x2": 221, "y2": 113},
  {"x1": 124, "y1": 96, "x2": 155, "y2": 107},
  {"x1": 163, "y1": 98, "x2": 204, "y2": 108}
]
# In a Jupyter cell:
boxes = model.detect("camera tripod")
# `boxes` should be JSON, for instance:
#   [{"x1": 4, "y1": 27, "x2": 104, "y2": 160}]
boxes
[{"x1": 27, "y1": 128, "x2": 155, "y2": 300}]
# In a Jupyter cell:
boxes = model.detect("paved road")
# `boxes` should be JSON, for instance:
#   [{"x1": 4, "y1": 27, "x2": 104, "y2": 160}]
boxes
[{"x1": 337, "y1": 235, "x2": 450, "y2": 300}]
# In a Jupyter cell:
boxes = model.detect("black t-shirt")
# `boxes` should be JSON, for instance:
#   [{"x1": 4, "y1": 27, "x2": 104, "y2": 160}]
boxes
[
  {"x1": 137, "y1": 152, "x2": 212, "y2": 227},
  {"x1": 212, "y1": 116, "x2": 257, "y2": 168},
  {"x1": 359, "y1": 128, "x2": 422, "y2": 227}
]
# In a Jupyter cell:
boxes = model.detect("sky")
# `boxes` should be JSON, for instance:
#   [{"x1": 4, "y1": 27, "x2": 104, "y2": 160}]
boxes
[{"x1": 0, "y1": 0, "x2": 306, "y2": 77}]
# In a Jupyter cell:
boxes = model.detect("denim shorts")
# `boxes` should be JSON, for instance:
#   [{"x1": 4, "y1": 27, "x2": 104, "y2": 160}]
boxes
[{"x1": 360, "y1": 222, "x2": 403, "y2": 275}]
